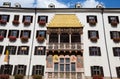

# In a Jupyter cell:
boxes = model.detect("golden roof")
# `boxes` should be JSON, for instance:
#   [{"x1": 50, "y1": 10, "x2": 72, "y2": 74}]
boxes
[{"x1": 47, "y1": 14, "x2": 83, "y2": 27}]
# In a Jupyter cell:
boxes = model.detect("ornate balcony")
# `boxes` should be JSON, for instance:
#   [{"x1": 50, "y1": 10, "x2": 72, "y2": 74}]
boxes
[
  {"x1": 46, "y1": 43, "x2": 82, "y2": 50},
  {"x1": 12, "y1": 20, "x2": 19, "y2": 25},
  {"x1": 0, "y1": 36, "x2": 4, "y2": 41},
  {"x1": 9, "y1": 36, "x2": 16, "y2": 41}
]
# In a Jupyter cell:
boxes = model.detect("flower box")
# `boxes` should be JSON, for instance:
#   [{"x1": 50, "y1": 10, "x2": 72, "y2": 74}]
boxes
[
  {"x1": 9, "y1": 36, "x2": 16, "y2": 41},
  {"x1": 24, "y1": 21, "x2": 30, "y2": 26},
  {"x1": 111, "y1": 21, "x2": 118, "y2": 26},
  {"x1": 32, "y1": 75, "x2": 42, "y2": 79},
  {"x1": 12, "y1": 20, "x2": 20, "y2": 25},
  {"x1": 0, "y1": 20, "x2": 7, "y2": 25},
  {"x1": 0, "y1": 36, "x2": 4, "y2": 41},
  {"x1": 90, "y1": 37, "x2": 98, "y2": 42},
  {"x1": 14, "y1": 74, "x2": 24, "y2": 79},
  {"x1": 0, "y1": 74, "x2": 9, "y2": 79},
  {"x1": 37, "y1": 36, "x2": 45, "y2": 43},
  {"x1": 21, "y1": 36, "x2": 28, "y2": 42},
  {"x1": 93, "y1": 75, "x2": 103, "y2": 79},
  {"x1": 89, "y1": 20, "x2": 96, "y2": 25},
  {"x1": 38, "y1": 21, "x2": 46, "y2": 26},
  {"x1": 113, "y1": 38, "x2": 120, "y2": 42}
]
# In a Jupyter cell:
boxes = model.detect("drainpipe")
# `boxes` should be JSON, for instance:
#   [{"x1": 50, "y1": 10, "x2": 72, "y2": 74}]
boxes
[{"x1": 101, "y1": 8, "x2": 112, "y2": 79}]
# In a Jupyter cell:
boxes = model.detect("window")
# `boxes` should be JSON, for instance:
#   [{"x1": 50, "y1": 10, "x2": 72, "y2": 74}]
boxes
[
  {"x1": 21, "y1": 30, "x2": 31, "y2": 38},
  {"x1": 17, "y1": 46, "x2": 29, "y2": 55},
  {"x1": 13, "y1": 15, "x2": 20, "y2": 25},
  {"x1": 38, "y1": 16, "x2": 48, "y2": 25},
  {"x1": 116, "y1": 67, "x2": 120, "y2": 78},
  {"x1": 8, "y1": 30, "x2": 19, "y2": 38},
  {"x1": 113, "y1": 47, "x2": 120, "y2": 56},
  {"x1": 36, "y1": 30, "x2": 46, "y2": 42},
  {"x1": 0, "y1": 45, "x2": 3, "y2": 55},
  {"x1": 71, "y1": 63, "x2": 76, "y2": 71},
  {"x1": 91, "y1": 66, "x2": 104, "y2": 76},
  {"x1": 0, "y1": 29, "x2": 7, "y2": 38},
  {"x1": 34, "y1": 46, "x2": 46, "y2": 55},
  {"x1": 89, "y1": 47, "x2": 101, "y2": 56},
  {"x1": 0, "y1": 15, "x2": 10, "y2": 24},
  {"x1": 60, "y1": 33, "x2": 69, "y2": 43},
  {"x1": 32, "y1": 65, "x2": 44, "y2": 75},
  {"x1": 14, "y1": 65, "x2": 26, "y2": 75},
  {"x1": 49, "y1": 33, "x2": 58, "y2": 43},
  {"x1": 110, "y1": 31, "x2": 120, "y2": 42},
  {"x1": 87, "y1": 15, "x2": 97, "y2": 25},
  {"x1": 0, "y1": 64, "x2": 13, "y2": 75},
  {"x1": 88, "y1": 30, "x2": 99, "y2": 42},
  {"x1": 23, "y1": 16, "x2": 33, "y2": 23},
  {"x1": 71, "y1": 33, "x2": 80, "y2": 42},
  {"x1": 54, "y1": 63, "x2": 58, "y2": 71},
  {"x1": 4, "y1": 46, "x2": 17, "y2": 55},
  {"x1": 108, "y1": 16, "x2": 119, "y2": 26}
]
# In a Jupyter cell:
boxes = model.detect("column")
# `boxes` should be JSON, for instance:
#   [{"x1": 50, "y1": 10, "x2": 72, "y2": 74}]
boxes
[
  {"x1": 58, "y1": 33, "x2": 60, "y2": 43},
  {"x1": 47, "y1": 34, "x2": 49, "y2": 44},
  {"x1": 69, "y1": 33, "x2": 71, "y2": 43}
]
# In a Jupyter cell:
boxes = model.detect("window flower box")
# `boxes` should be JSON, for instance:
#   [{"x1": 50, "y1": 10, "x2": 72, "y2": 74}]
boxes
[
  {"x1": 0, "y1": 74, "x2": 9, "y2": 79},
  {"x1": 14, "y1": 74, "x2": 24, "y2": 79},
  {"x1": 37, "y1": 36, "x2": 45, "y2": 43},
  {"x1": 21, "y1": 36, "x2": 28, "y2": 42},
  {"x1": 9, "y1": 36, "x2": 16, "y2": 41},
  {"x1": 24, "y1": 21, "x2": 30, "y2": 26},
  {"x1": 0, "y1": 20, "x2": 7, "y2": 25},
  {"x1": 38, "y1": 21, "x2": 46, "y2": 26},
  {"x1": 89, "y1": 20, "x2": 96, "y2": 25},
  {"x1": 12, "y1": 20, "x2": 20, "y2": 25},
  {"x1": 0, "y1": 36, "x2": 4, "y2": 41},
  {"x1": 113, "y1": 38, "x2": 120, "y2": 42},
  {"x1": 111, "y1": 21, "x2": 118, "y2": 26},
  {"x1": 32, "y1": 75, "x2": 42, "y2": 79},
  {"x1": 93, "y1": 75, "x2": 103, "y2": 79},
  {"x1": 90, "y1": 37, "x2": 98, "y2": 42}
]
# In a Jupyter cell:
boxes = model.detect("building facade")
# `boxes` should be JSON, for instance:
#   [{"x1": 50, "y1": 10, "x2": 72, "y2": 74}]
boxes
[{"x1": 0, "y1": 6, "x2": 120, "y2": 79}]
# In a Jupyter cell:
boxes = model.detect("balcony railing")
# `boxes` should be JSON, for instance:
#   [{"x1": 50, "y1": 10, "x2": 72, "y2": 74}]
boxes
[{"x1": 46, "y1": 43, "x2": 82, "y2": 50}]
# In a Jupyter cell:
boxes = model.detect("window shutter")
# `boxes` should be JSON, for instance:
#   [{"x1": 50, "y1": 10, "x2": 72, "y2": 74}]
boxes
[
  {"x1": 110, "y1": 31, "x2": 113, "y2": 39},
  {"x1": 0, "y1": 15, "x2": 1, "y2": 20},
  {"x1": 46, "y1": 16, "x2": 48, "y2": 23},
  {"x1": 27, "y1": 46, "x2": 29, "y2": 55},
  {"x1": 38, "y1": 16, "x2": 40, "y2": 23},
  {"x1": 4, "y1": 30, "x2": 7, "y2": 37},
  {"x1": 13, "y1": 65, "x2": 17, "y2": 75},
  {"x1": 4, "y1": 46, "x2": 8, "y2": 54},
  {"x1": 116, "y1": 16, "x2": 119, "y2": 23},
  {"x1": 22, "y1": 16, "x2": 25, "y2": 22},
  {"x1": 9, "y1": 65, "x2": 13, "y2": 75},
  {"x1": 31, "y1": 16, "x2": 33, "y2": 23},
  {"x1": 95, "y1": 16, "x2": 97, "y2": 23},
  {"x1": 43, "y1": 47, "x2": 46, "y2": 55},
  {"x1": 32, "y1": 66, "x2": 35, "y2": 75},
  {"x1": 36, "y1": 31, "x2": 39, "y2": 38},
  {"x1": 7, "y1": 15, "x2": 10, "y2": 22},
  {"x1": 42, "y1": 66, "x2": 44, "y2": 75},
  {"x1": 34, "y1": 46, "x2": 37, "y2": 55},
  {"x1": 23, "y1": 65, "x2": 27, "y2": 75},
  {"x1": 0, "y1": 65, "x2": 4, "y2": 74},
  {"x1": 16, "y1": 30, "x2": 19, "y2": 38},
  {"x1": 14, "y1": 46, "x2": 17, "y2": 55},
  {"x1": 113, "y1": 47, "x2": 117, "y2": 56},
  {"x1": 17, "y1": 46, "x2": 20, "y2": 55},
  {"x1": 91, "y1": 66, "x2": 94, "y2": 76},
  {"x1": 108, "y1": 16, "x2": 111, "y2": 23},
  {"x1": 119, "y1": 32, "x2": 120, "y2": 37},
  {"x1": 20, "y1": 31, "x2": 23, "y2": 37},
  {"x1": 89, "y1": 47, "x2": 92, "y2": 56},
  {"x1": 100, "y1": 67, "x2": 104, "y2": 76},
  {"x1": 0, "y1": 46, "x2": 3, "y2": 54},
  {"x1": 87, "y1": 16, "x2": 89, "y2": 23},
  {"x1": 28, "y1": 31, "x2": 31, "y2": 38},
  {"x1": 96, "y1": 31, "x2": 99, "y2": 38},
  {"x1": 116, "y1": 67, "x2": 120, "y2": 78},
  {"x1": 88, "y1": 31, "x2": 91, "y2": 38},
  {"x1": 8, "y1": 30, "x2": 11, "y2": 37},
  {"x1": 98, "y1": 47, "x2": 101, "y2": 56}
]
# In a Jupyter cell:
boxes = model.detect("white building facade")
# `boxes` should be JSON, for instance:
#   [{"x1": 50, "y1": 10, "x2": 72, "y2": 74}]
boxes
[{"x1": 0, "y1": 6, "x2": 120, "y2": 79}]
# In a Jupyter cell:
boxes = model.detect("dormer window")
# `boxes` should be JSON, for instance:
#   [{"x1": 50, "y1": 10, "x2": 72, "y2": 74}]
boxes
[
  {"x1": 38, "y1": 16, "x2": 48, "y2": 26},
  {"x1": 0, "y1": 15, "x2": 9, "y2": 25},
  {"x1": 108, "y1": 16, "x2": 119, "y2": 26},
  {"x1": 23, "y1": 16, "x2": 33, "y2": 26},
  {"x1": 87, "y1": 15, "x2": 97, "y2": 26}
]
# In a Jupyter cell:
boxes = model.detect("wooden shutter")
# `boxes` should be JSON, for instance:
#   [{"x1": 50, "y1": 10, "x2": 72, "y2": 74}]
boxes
[
  {"x1": 13, "y1": 46, "x2": 17, "y2": 55},
  {"x1": 116, "y1": 67, "x2": 120, "y2": 78},
  {"x1": 46, "y1": 16, "x2": 48, "y2": 23},
  {"x1": 4, "y1": 30, "x2": 7, "y2": 37},
  {"x1": 0, "y1": 65, "x2": 4, "y2": 74},
  {"x1": 32, "y1": 66, "x2": 35, "y2": 75},
  {"x1": 113, "y1": 47, "x2": 117, "y2": 56},
  {"x1": 9, "y1": 65, "x2": 13, "y2": 75},
  {"x1": 116, "y1": 16, "x2": 119, "y2": 23},
  {"x1": 110, "y1": 31, "x2": 113, "y2": 39},
  {"x1": 16, "y1": 30, "x2": 19, "y2": 38},
  {"x1": 108, "y1": 16, "x2": 111, "y2": 23},
  {"x1": 34, "y1": 46, "x2": 37, "y2": 55},
  {"x1": 23, "y1": 65, "x2": 27, "y2": 75},
  {"x1": 0, "y1": 15, "x2": 1, "y2": 20},
  {"x1": 26, "y1": 46, "x2": 29, "y2": 55},
  {"x1": 20, "y1": 30, "x2": 23, "y2": 37},
  {"x1": 95, "y1": 16, "x2": 97, "y2": 23},
  {"x1": 42, "y1": 66, "x2": 44, "y2": 75},
  {"x1": 88, "y1": 31, "x2": 91, "y2": 38},
  {"x1": 28, "y1": 31, "x2": 31, "y2": 38},
  {"x1": 31, "y1": 16, "x2": 33, "y2": 23},
  {"x1": 38, "y1": 16, "x2": 40, "y2": 23},
  {"x1": 8, "y1": 30, "x2": 11, "y2": 37},
  {"x1": 22, "y1": 16, "x2": 25, "y2": 22},
  {"x1": 13, "y1": 65, "x2": 17, "y2": 75},
  {"x1": 7, "y1": 15, "x2": 9, "y2": 22},
  {"x1": 17, "y1": 46, "x2": 20, "y2": 55},
  {"x1": 98, "y1": 47, "x2": 101, "y2": 56},
  {"x1": 89, "y1": 47, "x2": 92, "y2": 56},
  {"x1": 43, "y1": 47, "x2": 46, "y2": 55},
  {"x1": 100, "y1": 66, "x2": 104, "y2": 76},
  {"x1": 0, "y1": 46, "x2": 3, "y2": 54},
  {"x1": 91, "y1": 66, "x2": 94, "y2": 76},
  {"x1": 87, "y1": 16, "x2": 89, "y2": 23},
  {"x1": 96, "y1": 31, "x2": 99, "y2": 38}
]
